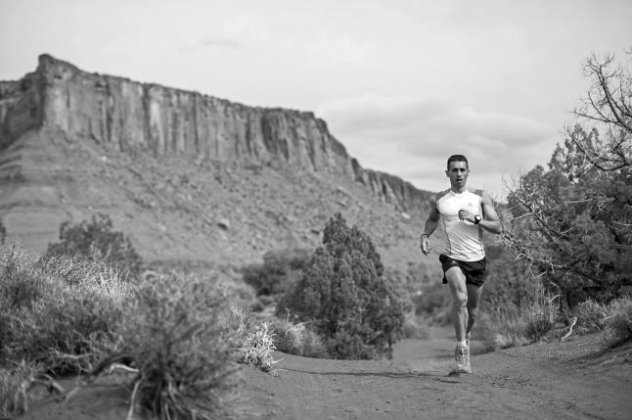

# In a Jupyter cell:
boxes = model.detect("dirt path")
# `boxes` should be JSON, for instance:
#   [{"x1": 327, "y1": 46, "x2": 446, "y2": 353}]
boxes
[
  {"x1": 240, "y1": 328, "x2": 632, "y2": 420},
  {"x1": 20, "y1": 328, "x2": 632, "y2": 420}
]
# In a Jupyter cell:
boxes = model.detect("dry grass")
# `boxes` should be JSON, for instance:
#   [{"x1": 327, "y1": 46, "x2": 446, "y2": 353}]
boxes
[{"x1": 478, "y1": 309, "x2": 528, "y2": 350}]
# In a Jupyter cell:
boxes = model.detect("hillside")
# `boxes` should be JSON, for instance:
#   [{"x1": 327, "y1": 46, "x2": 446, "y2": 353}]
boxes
[{"x1": 0, "y1": 54, "x2": 439, "y2": 275}]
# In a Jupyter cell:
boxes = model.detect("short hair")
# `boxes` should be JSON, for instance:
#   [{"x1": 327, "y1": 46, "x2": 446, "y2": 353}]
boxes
[{"x1": 447, "y1": 154, "x2": 469, "y2": 169}]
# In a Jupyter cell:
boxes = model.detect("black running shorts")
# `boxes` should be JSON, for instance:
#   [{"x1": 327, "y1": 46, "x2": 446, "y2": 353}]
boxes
[{"x1": 439, "y1": 254, "x2": 487, "y2": 287}]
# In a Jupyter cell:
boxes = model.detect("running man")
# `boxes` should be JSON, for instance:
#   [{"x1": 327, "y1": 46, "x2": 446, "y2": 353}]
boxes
[{"x1": 419, "y1": 154, "x2": 502, "y2": 374}]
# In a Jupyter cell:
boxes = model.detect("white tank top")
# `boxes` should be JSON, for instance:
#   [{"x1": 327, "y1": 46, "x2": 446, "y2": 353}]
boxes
[{"x1": 436, "y1": 189, "x2": 485, "y2": 262}]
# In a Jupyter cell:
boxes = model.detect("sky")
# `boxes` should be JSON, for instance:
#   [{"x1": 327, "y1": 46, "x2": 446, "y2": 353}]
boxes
[{"x1": 1, "y1": 0, "x2": 631, "y2": 198}]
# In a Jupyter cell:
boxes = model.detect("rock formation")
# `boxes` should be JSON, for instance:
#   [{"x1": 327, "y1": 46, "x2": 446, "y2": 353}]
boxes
[{"x1": 0, "y1": 54, "x2": 430, "y2": 211}]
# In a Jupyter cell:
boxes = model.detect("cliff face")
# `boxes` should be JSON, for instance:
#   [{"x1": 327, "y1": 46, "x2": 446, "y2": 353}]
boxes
[
  {"x1": 0, "y1": 72, "x2": 43, "y2": 150},
  {"x1": 0, "y1": 54, "x2": 431, "y2": 210}
]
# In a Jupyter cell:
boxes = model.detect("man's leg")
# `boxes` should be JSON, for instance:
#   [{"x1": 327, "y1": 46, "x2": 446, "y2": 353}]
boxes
[
  {"x1": 466, "y1": 283, "x2": 484, "y2": 340},
  {"x1": 446, "y1": 266, "x2": 471, "y2": 373},
  {"x1": 446, "y1": 266, "x2": 468, "y2": 342}
]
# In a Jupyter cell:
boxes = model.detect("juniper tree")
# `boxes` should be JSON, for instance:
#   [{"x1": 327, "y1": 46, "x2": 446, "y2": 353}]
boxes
[{"x1": 277, "y1": 213, "x2": 406, "y2": 359}]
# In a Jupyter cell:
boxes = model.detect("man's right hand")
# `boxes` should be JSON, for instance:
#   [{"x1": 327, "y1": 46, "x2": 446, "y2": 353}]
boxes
[{"x1": 420, "y1": 235, "x2": 430, "y2": 256}]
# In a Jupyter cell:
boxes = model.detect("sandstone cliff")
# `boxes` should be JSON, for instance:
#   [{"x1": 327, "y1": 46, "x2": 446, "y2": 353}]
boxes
[{"x1": 0, "y1": 54, "x2": 430, "y2": 211}]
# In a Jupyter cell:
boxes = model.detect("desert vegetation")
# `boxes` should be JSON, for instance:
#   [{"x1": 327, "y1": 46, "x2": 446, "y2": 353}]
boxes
[
  {"x1": 245, "y1": 213, "x2": 410, "y2": 360},
  {"x1": 0, "y1": 217, "x2": 277, "y2": 420},
  {"x1": 1, "y1": 49, "x2": 631, "y2": 419},
  {"x1": 475, "y1": 50, "x2": 632, "y2": 349}
]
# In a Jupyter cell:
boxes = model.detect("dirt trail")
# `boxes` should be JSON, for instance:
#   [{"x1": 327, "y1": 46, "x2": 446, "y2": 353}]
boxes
[
  {"x1": 240, "y1": 328, "x2": 632, "y2": 420},
  {"x1": 20, "y1": 328, "x2": 632, "y2": 420}
]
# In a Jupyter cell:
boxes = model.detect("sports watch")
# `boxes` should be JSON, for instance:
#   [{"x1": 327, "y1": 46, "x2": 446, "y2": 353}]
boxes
[{"x1": 474, "y1": 215, "x2": 481, "y2": 224}]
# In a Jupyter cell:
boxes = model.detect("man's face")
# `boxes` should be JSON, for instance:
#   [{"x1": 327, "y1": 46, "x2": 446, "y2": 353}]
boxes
[{"x1": 445, "y1": 160, "x2": 469, "y2": 189}]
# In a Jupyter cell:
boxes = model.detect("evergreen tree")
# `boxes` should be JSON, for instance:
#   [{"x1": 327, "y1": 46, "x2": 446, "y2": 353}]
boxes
[
  {"x1": 278, "y1": 214, "x2": 406, "y2": 359},
  {"x1": 505, "y1": 52, "x2": 632, "y2": 307}
]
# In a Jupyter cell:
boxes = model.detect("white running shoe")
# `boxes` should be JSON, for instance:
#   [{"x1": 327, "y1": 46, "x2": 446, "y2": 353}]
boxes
[{"x1": 454, "y1": 343, "x2": 472, "y2": 374}]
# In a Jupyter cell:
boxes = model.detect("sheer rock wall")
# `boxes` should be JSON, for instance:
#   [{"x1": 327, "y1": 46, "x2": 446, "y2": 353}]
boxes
[{"x1": 0, "y1": 54, "x2": 431, "y2": 210}]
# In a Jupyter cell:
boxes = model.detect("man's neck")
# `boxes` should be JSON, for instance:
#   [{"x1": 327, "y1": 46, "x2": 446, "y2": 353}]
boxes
[{"x1": 451, "y1": 186, "x2": 467, "y2": 194}]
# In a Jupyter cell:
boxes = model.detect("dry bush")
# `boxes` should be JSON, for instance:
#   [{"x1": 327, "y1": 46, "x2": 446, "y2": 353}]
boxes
[
  {"x1": 271, "y1": 317, "x2": 304, "y2": 355},
  {"x1": 115, "y1": 272, "x2": 241, "y2": 420},
  {"x1": 603, "y1": 296, "x2": 632, "y2": 346},
  {"x1": 523, "y1": 283, "x2": 557, "y2": 343},
  {"x1": 575, "y1": 299, "x2": 609, "y2": 334},
  {"x1": 524, "y1": 313, "x2": 553, "y2": 343},
  {"x1": 218, "y1": 305, "x2": 279, "y2": 372},
  {"x1": 240, "y1": 321, "x2": 278, "y2": 374},
  {"x1": 0, "y1": 246, "x2": 126, "y2": 374},
  {"x1": 271, "y1": 317, "x2": 329, "y2": 358}
]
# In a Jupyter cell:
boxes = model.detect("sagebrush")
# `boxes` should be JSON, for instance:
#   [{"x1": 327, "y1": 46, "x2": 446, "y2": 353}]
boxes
[{"x1": 0, "y1": 247, "x2": 126, "y2": 374}]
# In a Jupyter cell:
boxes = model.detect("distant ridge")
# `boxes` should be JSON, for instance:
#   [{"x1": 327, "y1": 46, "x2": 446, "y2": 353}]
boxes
[
  {"x1": 0, "y1": 54, "x2": 438, "y2": 275},
  {"x1": 0, "y1": 54, "x2": 431, "y2": 211}
]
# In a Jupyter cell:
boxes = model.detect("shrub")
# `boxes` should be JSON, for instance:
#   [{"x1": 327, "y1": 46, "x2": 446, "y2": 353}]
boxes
[
  {"x1": 603, "y1": 296, "x2": 632, "y2": 346},
  {"x1": 0, "y1": 247, "x2": 44, "y2": 310},
  {"x1": 44, "y1": 213, "x2": 142, "y2": 279},
  {"x1": 218, "y1": 304, "x2": 278, "y2": 373},
  {"x1": 524, "y1": 283, "x2": 557, "y2": 343},
  {"x1": 271, "y1": 317, "x2": 329, "y2": 358},
  {"x1": 115, "y1": 272, "x2": 242, "y2": 420},
  {"x1": 277, "y1": 213, "x2": 406, "y2": 359},
  {"x1": 478, "y1": 308, "x2": 527, "y2": 350},
  {"x1": 242, "y1": 248, "x2": 311, "y2": 297},
  {"x1": 271, "y1": 317, "x2": 304, "y2": 355},
  {"x1": 575, "y1": 299, "x2": 609, "y2": 334},
  {"x1": 240, "y1": 321, "x2": 278, "y2": 374},
  {"x1": 0, "y1": 247, "x2": 125, "y2": 374},
  {"x1": 524, "y1": 313, "x2": 552, "y2": 343}
]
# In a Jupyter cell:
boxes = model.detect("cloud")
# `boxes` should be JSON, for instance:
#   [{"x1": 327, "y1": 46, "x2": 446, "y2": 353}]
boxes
[
  {"x1": 318, "y1": 94, "x2": 559, "y2": 196},
  {"x1": 179, "y1": 37, "x2": 243, "y2": 53}
]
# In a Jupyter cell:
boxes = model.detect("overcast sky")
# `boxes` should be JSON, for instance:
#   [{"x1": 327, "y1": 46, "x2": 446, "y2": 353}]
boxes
[{"x1": 1, "y1": 0, "x2": 631, "y2": 197}]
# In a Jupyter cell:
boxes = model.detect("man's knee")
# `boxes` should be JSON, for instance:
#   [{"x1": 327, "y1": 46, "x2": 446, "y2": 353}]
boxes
[{"x1": 452, "y1": 291, "x2": 468, "y2": 309}]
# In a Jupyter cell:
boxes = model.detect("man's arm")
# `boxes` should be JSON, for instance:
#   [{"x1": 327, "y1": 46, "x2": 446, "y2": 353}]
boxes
[
  {"x1": 478, "y1": 191, "x2": 502, "y2": 234},
  {"x1": 420, "y1": 196, "x2": 440, "y2": 255}
]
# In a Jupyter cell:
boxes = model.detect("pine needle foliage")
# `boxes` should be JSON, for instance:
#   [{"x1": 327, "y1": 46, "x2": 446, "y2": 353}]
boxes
[{"x1": 277, "y1": 213, "x2": 406, "y2": 359}]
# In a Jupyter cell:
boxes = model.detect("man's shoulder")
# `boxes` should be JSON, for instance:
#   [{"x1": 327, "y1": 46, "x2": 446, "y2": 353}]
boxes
[
  {"x1": 434, "y1": 189, "x2": 452, "y2": 202},
  {"x1": 469, "y1": 188, "x2": 485, "y2": 197}
]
